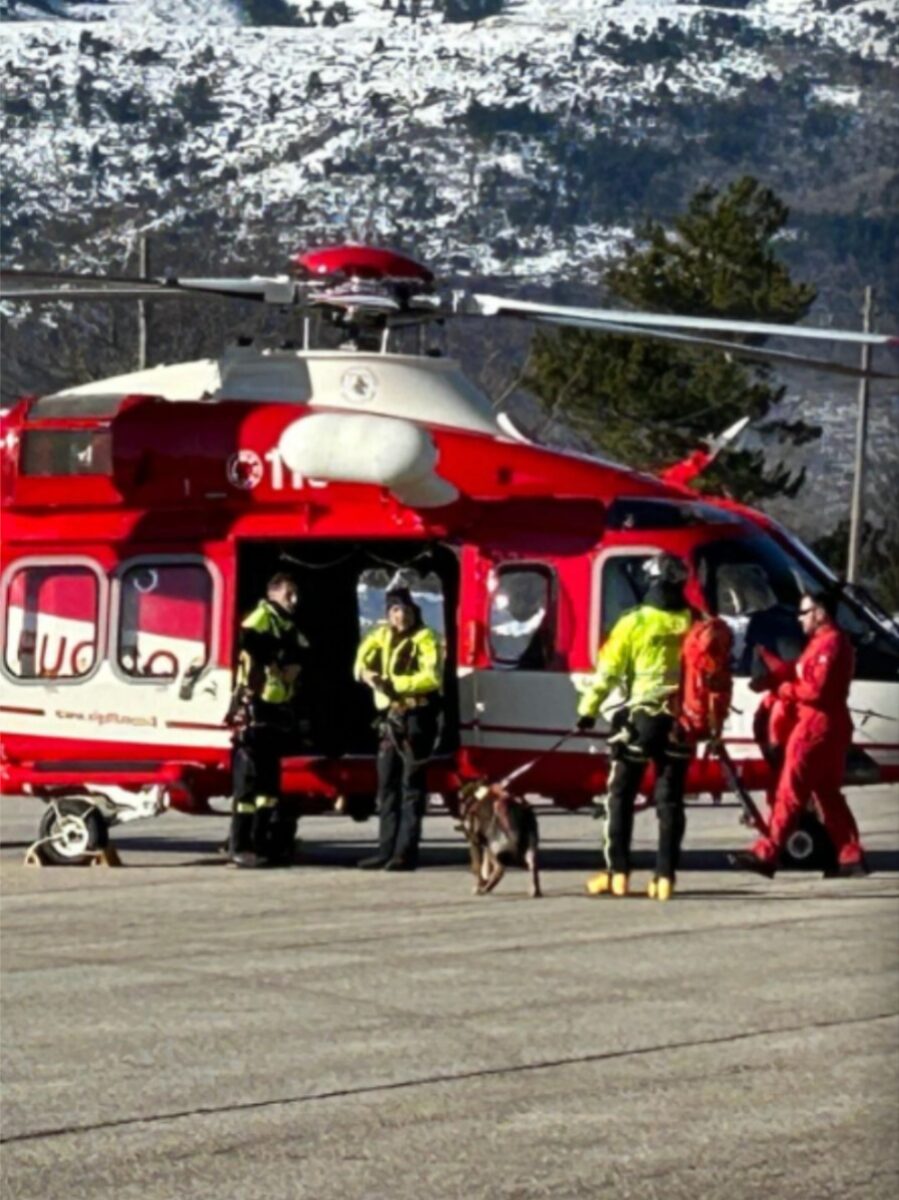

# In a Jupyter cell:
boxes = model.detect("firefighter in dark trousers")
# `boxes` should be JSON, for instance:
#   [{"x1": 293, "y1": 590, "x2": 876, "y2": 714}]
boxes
[
  {"x1": 355, "y1": 586, "x2": 442, "y2": 871},
  {"x1": 730, "y1": 588, "x2": 868, "y2": 879},
  {"x1": 228, "y1": 573, "x2": 308, "y2": 869},
  {"x1": 577, "y1": 554, "x2": 693, "y2": 902}
]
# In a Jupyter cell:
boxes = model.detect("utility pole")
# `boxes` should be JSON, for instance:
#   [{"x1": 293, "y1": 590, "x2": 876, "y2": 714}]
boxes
[
  {"x1": 846, "y1": 286, "x2": 873, "y2": 583},
  {"x1": 137, "y1": 234, "x2": 149, "y2": 370}
]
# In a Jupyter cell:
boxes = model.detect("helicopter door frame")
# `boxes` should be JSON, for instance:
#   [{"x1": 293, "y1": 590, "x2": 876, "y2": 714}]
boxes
[
  {"x1": 466, "y1": 554, "x2": 575, "y2": 756},
  {"x1": 590, "y1": 543, "x2": 666, "y2": 659},
  {"x1": 485, "y1": 559, "x2": 558, "y2": 672}
]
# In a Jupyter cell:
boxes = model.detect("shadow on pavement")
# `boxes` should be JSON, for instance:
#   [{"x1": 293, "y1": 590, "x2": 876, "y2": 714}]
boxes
[{"x1": 104, "y1": 831, "x2": 899, "y2": 879}]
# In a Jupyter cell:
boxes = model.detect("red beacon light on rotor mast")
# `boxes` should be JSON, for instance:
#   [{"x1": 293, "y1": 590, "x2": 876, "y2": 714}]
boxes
[{"x1": 292, "y1": 244, "x2": 434, "y2": 285}]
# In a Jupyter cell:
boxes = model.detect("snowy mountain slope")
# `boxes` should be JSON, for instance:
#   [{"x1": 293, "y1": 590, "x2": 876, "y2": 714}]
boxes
[{"x1": 2, "y1": 1, "x2": 896, "y2": 286}]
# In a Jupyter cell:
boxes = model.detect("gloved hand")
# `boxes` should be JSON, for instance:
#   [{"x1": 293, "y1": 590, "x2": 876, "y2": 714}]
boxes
[{"x1": 577, "y1": 714, "x2": 596, "y2": 732}]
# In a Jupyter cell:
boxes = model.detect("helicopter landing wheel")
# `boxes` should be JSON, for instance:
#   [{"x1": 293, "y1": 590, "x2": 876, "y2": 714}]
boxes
[
  {"x1": 37, "y1": 799, "x2": 109, "y2": 866},
  {"x1": 782, "y1": 811, "x2": 836, "y2": 872},
  {"x1": 344, "y1": 794, "x2": 376, "y2": 823}
]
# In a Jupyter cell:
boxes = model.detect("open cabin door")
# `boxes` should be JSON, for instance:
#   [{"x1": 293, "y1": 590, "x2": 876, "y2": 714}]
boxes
[{"x1": 235, "y1": 540, "x2": 460, "y2": 759}]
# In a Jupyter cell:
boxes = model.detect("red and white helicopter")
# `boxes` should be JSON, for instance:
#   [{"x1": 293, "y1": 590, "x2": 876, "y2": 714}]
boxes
[{"x1": 1, "y1": 244, "x2": 897, "y2": 864}]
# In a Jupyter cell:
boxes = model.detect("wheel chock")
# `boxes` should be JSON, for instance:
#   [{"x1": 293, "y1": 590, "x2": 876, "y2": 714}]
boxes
[
  {"x1": 90, "y1": 846, "x2": 123, "y2": 868},
  {"x1": 21, "y1": 842, "x2": 123, "y2": 867}
]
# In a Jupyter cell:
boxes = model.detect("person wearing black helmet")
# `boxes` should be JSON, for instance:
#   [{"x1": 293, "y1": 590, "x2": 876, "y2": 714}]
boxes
[
  {"x1": 577, "y1": 553, "x2": 694, "y2": 901},
  {"x1": 354, "y1": 584, "x2": 443, "y2": 871}
]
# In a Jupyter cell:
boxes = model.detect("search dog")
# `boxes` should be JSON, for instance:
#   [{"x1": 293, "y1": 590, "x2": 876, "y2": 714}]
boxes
[{"x1": 457, "y1": 779, "x2": 542, "y2": 898}]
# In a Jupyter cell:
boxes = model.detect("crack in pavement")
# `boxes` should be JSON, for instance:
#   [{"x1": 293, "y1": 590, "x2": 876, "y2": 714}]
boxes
[{"x1": 3, "y1": 1009, "x2": 896, "y2": 1147}]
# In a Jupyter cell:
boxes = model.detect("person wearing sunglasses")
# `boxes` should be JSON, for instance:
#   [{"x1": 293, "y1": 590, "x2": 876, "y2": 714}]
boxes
[{"x1": 730, "y1": 588, "x2": 868, "y2": 879}]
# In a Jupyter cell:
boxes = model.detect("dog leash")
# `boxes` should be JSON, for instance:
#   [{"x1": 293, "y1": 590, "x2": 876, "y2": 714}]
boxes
[{"x1": 495, "y1": 725, "x2": 580, "y2": 791}]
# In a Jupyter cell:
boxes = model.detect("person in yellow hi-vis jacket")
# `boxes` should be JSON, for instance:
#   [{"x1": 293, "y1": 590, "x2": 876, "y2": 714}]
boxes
[
  {"x1": 355, "y1": 585, "x2": 442, "y2": 871},
  {"x1": 227, "y1": 573, "x2": 308, "y2": 869},
  {"x1": 577, "y1": 554, "x2": 693, "y2": 901}
]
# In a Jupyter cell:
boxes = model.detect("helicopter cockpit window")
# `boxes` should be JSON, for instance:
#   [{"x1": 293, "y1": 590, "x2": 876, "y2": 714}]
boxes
[
  {"x1": 117, "y1": 563, "x2": 212, "y2": 681},
  {"x1": 600, "y1": 555, "x2": 654, "y2": 641},
  {"x1": 694, "y1": 535, "x2": 899, "y2": 680},
  {"x1": 695, "y1": 537, "x2": 809, "y2": 673},
  {"x1": 488, "y1": 566, "x2": 554, "y2": 670},
  {"x1": 4, "y1": 564, "x2": 99, "y2": 679},
  {"x1": 605, "y1": 497, "x2": 741, "y2": 531},
  {"x1": 356, "y1": 567, "x2": 446, "y2": 641}
]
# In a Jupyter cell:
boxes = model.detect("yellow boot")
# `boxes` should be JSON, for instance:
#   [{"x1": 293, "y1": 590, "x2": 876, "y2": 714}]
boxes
[
  {"x1": 611, "y1": 872, "x2": 630, "y2": 898},
  {"x1": 647, "y1": 876, "x2": 674, "y2": 901},
  {"x1": 586, "y1": 871, "x2": 612, "y2": 896}
]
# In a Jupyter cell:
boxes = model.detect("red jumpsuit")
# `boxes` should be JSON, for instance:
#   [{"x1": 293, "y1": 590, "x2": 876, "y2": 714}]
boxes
[{"x1": 752, "y1": 623, "x2": 864, "y2": 867}]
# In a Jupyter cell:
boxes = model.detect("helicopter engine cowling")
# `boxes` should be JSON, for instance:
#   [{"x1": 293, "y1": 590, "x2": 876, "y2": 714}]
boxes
[{"x1": 278, "y1": 412, "x2": 458, "y2": 509}]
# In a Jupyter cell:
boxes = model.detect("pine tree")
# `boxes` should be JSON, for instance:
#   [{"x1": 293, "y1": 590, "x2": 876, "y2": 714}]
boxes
[{"x1": 526, "y1": 177, "x2": 820, "y2": 500}]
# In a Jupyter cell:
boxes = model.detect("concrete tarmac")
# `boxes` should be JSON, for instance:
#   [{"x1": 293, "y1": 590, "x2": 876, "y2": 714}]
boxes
[{"x1": 1, "y1": 790, "x2": 898, "y2": 1200}]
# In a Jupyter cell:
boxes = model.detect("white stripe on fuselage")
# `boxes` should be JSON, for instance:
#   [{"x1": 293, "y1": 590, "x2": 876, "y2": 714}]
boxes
[{"x1": 2, "y1": 668, "x2": 897, "y2": 764}]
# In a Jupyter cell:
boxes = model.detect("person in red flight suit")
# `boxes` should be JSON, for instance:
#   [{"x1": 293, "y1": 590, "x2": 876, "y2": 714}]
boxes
[
  {"x1": 751, "y1": 675, "x2": 799, "y2": 809},
  {"x1": 730, "y1": 588, "x2": 868, "y2": 879}
]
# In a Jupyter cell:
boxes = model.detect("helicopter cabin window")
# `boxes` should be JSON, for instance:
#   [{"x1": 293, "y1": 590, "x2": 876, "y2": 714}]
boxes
[
  {"x1": 21, "y1": 428, "x2": 113, "y2": 476},
  {"x1": 488, "y1": 566, "x2": 554, "y2": 670},
  {"x1": 693, "y1": 535, "x2": 899, "y2": 681},
  {"x1": 605, "y1": 497, "x2": 741, "y2": 531},
  {"x1": 117, "y1": 563, "x2": 213, "y2": 681},
  {"x1": 4, "y1": 564, "x2": 100, "y2": 679},
  {"x1": 356, "y1": 568, "x2": 446, "y2": 643},
  {"x1": 599, "y1": 554, "x2": 656, "y2": 642},
  {"x1": 694, "y1": 536, "x2": 809, "y2": 674}
]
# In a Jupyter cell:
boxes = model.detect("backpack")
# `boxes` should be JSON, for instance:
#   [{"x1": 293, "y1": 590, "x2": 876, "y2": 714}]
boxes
[{"x1": 679, "y1": 616, "x2": 734, "y2": 740}]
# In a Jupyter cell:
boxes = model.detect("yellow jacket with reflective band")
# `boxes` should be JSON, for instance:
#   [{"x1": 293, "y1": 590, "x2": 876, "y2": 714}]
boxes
[
  {"x1": 238, "y1": 599, "x2": 306, "y2": 705},
  {"x1": 578, "y1": 604, "x2": 692, "y2": 719},
  {"x1": 354, "y1": 623, "x2": 442, "y2": 712}
]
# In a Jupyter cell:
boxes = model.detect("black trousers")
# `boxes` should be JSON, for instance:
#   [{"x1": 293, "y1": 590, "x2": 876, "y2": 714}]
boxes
[
  {"x1": 230, "y1": 721, "x2": 294, "y2": 859},
  {"x1": 375, "y1": 709, "x2": 437, "y2": 866},
  {"x1": 604, "y1": 710, "x2": 691, "y2": 879}
]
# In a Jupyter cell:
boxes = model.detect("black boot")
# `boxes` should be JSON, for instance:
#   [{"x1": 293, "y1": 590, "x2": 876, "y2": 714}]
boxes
[
  {"x1": 231, "y1": 852, "x2": 272, "y2": 870},
  {"x1": 229, "y1": 811, "x2": 255, "y2": 859},
  {"x1": 266, "y1": 807, "x2": 299, "y2": 867},
  {"x1": 357, "y1": 855, "x2": 390, "y2": 870},
  {"x1": 728, "y1": 850, "x2": 776, "y2": 879},
  {"x1": 251, "y1": 806, "x2": 275, "y2": 861},
  {"x1": 384, "y1": 857, "x2": 416, "y2": 872}
]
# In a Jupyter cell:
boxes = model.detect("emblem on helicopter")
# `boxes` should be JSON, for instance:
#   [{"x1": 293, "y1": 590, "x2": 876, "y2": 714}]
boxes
[
  {"x1": 341, "y1": 367, "x2": 378, "y2": 404},
  {"x1": 226, "y1": 449, "x2": 264, "y2": 490}
]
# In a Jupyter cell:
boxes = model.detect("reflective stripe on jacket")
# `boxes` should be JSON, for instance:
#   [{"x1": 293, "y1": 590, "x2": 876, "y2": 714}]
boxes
[
  {"x1": 578, "y1": 604, "x2": 692, "y2": 719},
  {"x1": 354, "y1": 623, "x2": 442, "y2": 712},
  {"x1": 238, "y1": 599, "x2": 307, "y2": 706}
]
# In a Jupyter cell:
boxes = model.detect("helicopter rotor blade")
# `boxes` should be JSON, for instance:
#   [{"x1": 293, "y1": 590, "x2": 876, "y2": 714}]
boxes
[
  {"x1": 472, "y1": 293, "x2": 898, "y2": 349},
  {"x1": 1, "y1": 286, "x2": 187, "y2": 302},
  {"x1": 0, "y1": 270, "x2": 299, "y2": 304},
  {"x1": 173, "y1": 277, "x2": 298, "y2": 302},
  {"x1": 0, "y1": 267, "x2": 162, "y2": 286},
  {"x1": 524, "y1": 314, "x2": 899, "y2": 381}
]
